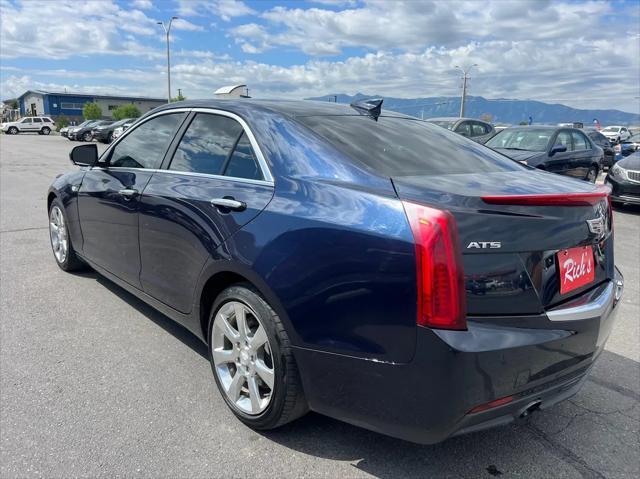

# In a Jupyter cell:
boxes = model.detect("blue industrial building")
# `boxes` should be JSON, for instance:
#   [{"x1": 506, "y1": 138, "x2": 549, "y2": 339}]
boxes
[{"x1": 18, "y1": 90, "x2": 166, "y2": 120}]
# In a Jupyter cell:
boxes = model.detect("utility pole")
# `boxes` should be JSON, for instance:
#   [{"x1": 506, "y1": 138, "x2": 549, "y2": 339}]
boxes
[
  {"x1": 455, "y1": 64, "x2": 477, "y2": 118},
  {"x1": 177, "y1": 88, "x2": 182, "y2": 100},
  {"x1": 158, "y1": 16, "x2": 178, "y2": 103}
]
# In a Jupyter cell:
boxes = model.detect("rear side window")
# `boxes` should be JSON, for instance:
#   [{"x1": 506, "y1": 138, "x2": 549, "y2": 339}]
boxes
[
  {"x1": 170, "y1": 113, "x2": 243, "y2": 175},
  {"x1": 454, "y1": 122, "x2": 471, "y2": 137},
  {"x1": 224, "y1": 132, "x2": 263, "y2": 180},
  {"x1": 471, "y1": 122, "x2": 489, "y2": 137},
  {"x1": 554, "y1": 131, "x2": 574, "y2": 151},
  {"x1": 108, "y1": 113, "x2": 185, "y2": 169},
  {"x1": 296, "y1": 116, "x2": 522, "y2": 176},
  {"x1": 33, "y1": 118, "x2": 42, "y2": 123}
]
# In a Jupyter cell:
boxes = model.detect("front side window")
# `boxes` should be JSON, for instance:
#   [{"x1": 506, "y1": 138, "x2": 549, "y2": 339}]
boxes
[
  {"x1": 554, "y1": 131, "x2": 574, "y2": 151},
  {"x1": 486, "y1": 129, "x2": 553, "y2": 152},
  {"x1": 571, "y1": 131, "x2": 589, "y2": 150},
  {"x1": 224, "y1": 132, "x2": 262, "y2": 180},
  {"x1": 108, "y1": 113, "x2": 185, "y2": 169},
  {"x1": 21, "y1": 118, "x2": 32, "y2": 124}
]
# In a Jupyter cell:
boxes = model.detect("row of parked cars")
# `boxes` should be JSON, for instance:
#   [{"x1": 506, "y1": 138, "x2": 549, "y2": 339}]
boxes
[
  {"x1": 60, "y1": 118, "x2": 135, "y2": 143},
  {"x1": 426, "y1": 116, "x2": 639, "y2": 205}
]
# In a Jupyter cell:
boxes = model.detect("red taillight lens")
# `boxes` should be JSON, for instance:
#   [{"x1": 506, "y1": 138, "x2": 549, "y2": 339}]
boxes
[
  {"x1": 468, "y1": 395, "x2": 514, "y2": 414},
  {"x1": 402, "y1": 201, "x2": 467, "y2": 330}
]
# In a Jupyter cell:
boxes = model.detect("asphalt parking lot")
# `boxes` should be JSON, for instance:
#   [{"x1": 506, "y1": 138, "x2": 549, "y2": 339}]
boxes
[{"x1": 0, "y1": 134, "x2": 638, "y2": 478}]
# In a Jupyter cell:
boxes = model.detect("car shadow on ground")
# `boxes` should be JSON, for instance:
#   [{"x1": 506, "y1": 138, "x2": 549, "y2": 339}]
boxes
[
  {"x1": 86, "y1": 271, "x2": 639, "y2": 479},
  {"x1": 613, "y1": 203, "x2": 640, "y2": 216}
]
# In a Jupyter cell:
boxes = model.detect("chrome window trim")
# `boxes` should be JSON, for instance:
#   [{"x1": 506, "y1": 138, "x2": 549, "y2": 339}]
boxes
[
  {"x1": 97, "y1": 107, "x2": 274, "y2": 185},
  {"x1": 92, "y1": 166, "x2": 274, "y2": 187}
]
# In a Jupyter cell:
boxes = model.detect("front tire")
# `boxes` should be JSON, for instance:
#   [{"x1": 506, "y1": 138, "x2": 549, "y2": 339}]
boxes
[
  {"x1": 8, "y1": 127, "x2": 18, "y2": 135},
  {"x1": 208, "y1": 284, "x2": 307, "y2": 430},
  {"x1": 82, "y1": 131, "x2": 92, "y2": 142},
  {"x1": 48, "y1": 198, "x2": 87, "y2": 272}
]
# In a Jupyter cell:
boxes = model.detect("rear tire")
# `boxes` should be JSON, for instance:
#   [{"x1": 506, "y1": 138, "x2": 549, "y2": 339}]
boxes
[
  {"x1": 208, "y1": 284, "x2": 307, "y2": 430},
  {"x1": 41, "y1": 126, "x2": 51, "y2": 135},
  {"x1": 48, "y1": 198, "x2": 87, "y2": 272}
]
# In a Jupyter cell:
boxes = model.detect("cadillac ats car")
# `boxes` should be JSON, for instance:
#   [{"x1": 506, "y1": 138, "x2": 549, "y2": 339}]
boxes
[{"x1": 47, "y1": 100, "x2": 624, "y2": 444}]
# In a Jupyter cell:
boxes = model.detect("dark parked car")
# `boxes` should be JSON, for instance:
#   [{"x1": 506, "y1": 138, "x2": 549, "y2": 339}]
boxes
[
  {"x1": 585, "y1": 129, "x2": 616, "y2": 167},
  {"x1": 48, "y1": 100, "x2": 623, "y2": 444},
  {"x1": 68, "y1": 120, "x2": 113, "y2": 141},
  {"x1": 486, "y1": 126, "x2": 604, "y2": 182},
  {"x1": 91, "y1": 118, "x2": 134, "y2": 143},
  {"x1": 427, "y1": 117, "x2": 495, "y2": 144},
  {"x1": 605, "y1": 151, "x2": 640, "y2": 205}
]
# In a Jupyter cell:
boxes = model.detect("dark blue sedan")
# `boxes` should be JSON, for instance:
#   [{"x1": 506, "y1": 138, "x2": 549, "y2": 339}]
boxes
[{"x1": 48, "y1": 99, "x2": 623, "y2": 444}]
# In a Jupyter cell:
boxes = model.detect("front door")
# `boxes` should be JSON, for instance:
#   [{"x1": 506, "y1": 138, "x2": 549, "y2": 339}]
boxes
[
  {"x1": 77, "y1": 112, "x2": 187, "y2": 287},
  {"x1": 546, "y1": 130, "x2": 574, "y2": 176},
  {"x1": 138, "y1": 111, "x2": 274, "y2": 313}
]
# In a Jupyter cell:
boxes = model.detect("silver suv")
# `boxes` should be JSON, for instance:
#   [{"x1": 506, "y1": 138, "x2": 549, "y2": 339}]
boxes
[{"x1": 2, "y1": 116, "x2": 55, "y2": 135}]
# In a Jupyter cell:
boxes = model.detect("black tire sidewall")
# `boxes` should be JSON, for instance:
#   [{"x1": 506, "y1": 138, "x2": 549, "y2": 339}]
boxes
[
  {"x1": 208, "y1": 285, "x2": 290, "y2": 429},
  {"x1": 9, "y1": 127, "x2": 18, "y2": 135},
  {"x1": 42, "y1": 127, "x2": 50, "y2": 135}
]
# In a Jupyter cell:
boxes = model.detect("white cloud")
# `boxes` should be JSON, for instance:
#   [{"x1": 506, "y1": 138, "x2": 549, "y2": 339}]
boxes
[
  {"x1": 177, "y1": 0, "x2": 255, "y2": 21},
  {"x1": 132, "y1": 0, "x2": 153, "y2": 9}
]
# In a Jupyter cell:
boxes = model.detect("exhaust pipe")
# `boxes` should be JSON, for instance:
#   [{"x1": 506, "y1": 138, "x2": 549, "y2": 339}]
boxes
[{"x1": 518, "y1": 400, "x2": 542, "y2": 420}]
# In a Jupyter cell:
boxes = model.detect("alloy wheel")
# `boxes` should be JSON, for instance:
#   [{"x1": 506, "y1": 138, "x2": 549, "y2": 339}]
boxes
[
  {"x1": 49, "y1": 205, "x2": 68, "y2": 264},
  {"x1": 211, "y1": 301, "x2": 275, "y2": 415}
]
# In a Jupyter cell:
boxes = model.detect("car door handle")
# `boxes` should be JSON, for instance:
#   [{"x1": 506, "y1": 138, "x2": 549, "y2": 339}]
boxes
[
  {"x1": 118, "y1": 188, "x2": 139, "y2": 199},
  {"x1": 210, "y1": 198, "x2": 246, "y2": 211}
]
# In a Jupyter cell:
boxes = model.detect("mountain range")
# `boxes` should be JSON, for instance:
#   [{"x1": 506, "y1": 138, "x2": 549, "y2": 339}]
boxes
[{"x1": 307, "y1": 93, "x2": 640, "y2": 126}]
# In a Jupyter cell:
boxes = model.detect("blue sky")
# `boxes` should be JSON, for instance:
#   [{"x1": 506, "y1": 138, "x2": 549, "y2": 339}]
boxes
[{"x1": 1, "y1": 0, "x2": 639, "y2": 113}]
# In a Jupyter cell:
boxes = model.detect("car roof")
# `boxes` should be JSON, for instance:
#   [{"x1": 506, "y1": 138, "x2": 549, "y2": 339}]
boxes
[{"x1": 151, "y1": 99, "x2": 412, "y2": 120}]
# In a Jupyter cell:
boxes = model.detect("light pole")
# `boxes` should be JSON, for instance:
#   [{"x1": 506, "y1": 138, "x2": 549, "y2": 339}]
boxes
[
  {"x1": 158, "y1": 16, "x2": 178, "y2": 104},
  {"x1": 455, "y1": 64, "x2": 477, "y2": 118}
]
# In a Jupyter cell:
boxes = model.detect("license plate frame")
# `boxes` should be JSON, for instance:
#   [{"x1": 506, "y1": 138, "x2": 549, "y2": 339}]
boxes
[{"x1": 557, "y1": 246, "x2": 595, "y2": 295}]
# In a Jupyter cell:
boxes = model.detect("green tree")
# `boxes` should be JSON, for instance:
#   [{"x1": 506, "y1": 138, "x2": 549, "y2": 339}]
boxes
[
  {"x1": 171, "y1": 92, "x2": 186, "y2": 102},
  {"x1": 9, "y1": 99, "x2": 19, "y2": 110},
  {"x1": 112, "y1": 104, "x2": 141, "y2": 121},
  {"x1": 83, "y1": 102, "x2": 102, "y2": 120},
  {"x1": 56, "y1": 114, "x2": 69, "y2": 131}
]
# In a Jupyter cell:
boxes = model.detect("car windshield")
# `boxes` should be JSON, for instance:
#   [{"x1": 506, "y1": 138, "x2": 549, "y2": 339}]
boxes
[
  {"x1": 486, "y1": 129, "x2": 553, "y2": 152},
  {"x1": 427, "y1": 120, "x2": 456, "y2": 130},
  {"x1": 602, "y1": 127, "x2": 620, "y2": 132},
  {"x1": 295, "y1": 115, "x2": 523, "y2": 176}
]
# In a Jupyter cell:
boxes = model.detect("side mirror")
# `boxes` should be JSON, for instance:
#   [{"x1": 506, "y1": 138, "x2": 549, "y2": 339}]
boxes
[
  {"x1": 69, "y1": 144, "x2": 98, "y2": 167},
  {"x1": 549, "y1": 145, "x2": 567, "y2": 156}
]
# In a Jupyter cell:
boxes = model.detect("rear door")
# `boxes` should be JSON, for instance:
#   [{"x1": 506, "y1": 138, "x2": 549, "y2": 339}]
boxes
[
  {"x1": 570, "y1": 130, "x2": 594, "y2": 179},
  {"x1": 32, "y1": 117, "x2": 43, "y2": 132},
  {"x1": 77, "y1": 111, "x2": 187, "y2": 287},
  {"x1": 138, "y1": 110, "x2": 274, "y2": 313}
]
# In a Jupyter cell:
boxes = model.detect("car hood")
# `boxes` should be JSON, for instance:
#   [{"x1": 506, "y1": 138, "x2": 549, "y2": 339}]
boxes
[
  {"x1": 493, "y1": 148, "x2": 543, "y2": 163},
  {"x1": 617, "y1": 152, "x2": 640, "y2": 170}
]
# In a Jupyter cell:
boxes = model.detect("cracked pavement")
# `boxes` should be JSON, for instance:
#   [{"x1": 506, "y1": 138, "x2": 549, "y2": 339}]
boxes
[{"x1": 1, "y1": 134, "x2": 639, "y2": 478}]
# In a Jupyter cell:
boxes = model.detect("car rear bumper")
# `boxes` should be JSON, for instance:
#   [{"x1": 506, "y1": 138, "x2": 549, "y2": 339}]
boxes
[{"x1": 293, "y1": 268, "x2": 623, "y2": 444}]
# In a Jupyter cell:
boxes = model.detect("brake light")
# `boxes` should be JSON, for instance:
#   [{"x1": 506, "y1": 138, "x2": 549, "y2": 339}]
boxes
[
  {"x1": 469, "y1": 395, "x2": 514, "y2": 414},
  {"x1": 482, "y1": 186, "x2": 611, "y2": 207},
  {"x1": 402, "y1": 201, "x2": 466, "y2": 330}
]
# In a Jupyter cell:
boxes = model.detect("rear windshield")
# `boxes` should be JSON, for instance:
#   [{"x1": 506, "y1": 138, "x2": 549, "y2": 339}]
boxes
[{"x1": 295, "y1": 115, "x2": 522, "y2": 176}]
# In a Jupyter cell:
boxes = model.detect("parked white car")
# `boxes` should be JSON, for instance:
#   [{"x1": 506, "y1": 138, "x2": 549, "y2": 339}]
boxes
[
  {"x1": 111, "y1": 119, "x2": 135, "y2": 140},
  {"x1": 601, "y1": 126, "x2": 632, "y2": 144},
  {"x1": 2, "y1": 116, "x2": 55, "y2": 135}
]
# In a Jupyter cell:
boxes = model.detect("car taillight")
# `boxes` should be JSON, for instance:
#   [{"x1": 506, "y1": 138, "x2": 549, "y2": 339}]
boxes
[
  {"x1": 481, "y1": 186, "x2": 611, "y2": 206},
  {"x1": 402, "y1": 201, "x2": 467, "y2": 330}
]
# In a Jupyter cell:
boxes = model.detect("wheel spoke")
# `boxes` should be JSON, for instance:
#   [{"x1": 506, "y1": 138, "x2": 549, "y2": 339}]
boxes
[
  {"x1": 254, "y1": 359, "x2": 274, "y2": 389},
  {"x1": 234, "y1": 303, "x2": 248, "y2": 340},
  {"x1": 227, "y1": 371, "x2": 245, "y2": 402},
  {"x1": 249, "y1": 325, "x2": 268, "y2": 350},
  {"x1": 247, "y1": 376, "x2": 261, "y2": 413},
  {"x1": 219, "y1": 316, "x2": 240, "y2": 342},
  {"x1": 212, "y1": 347, "x2": 235, "y2": 365}
]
